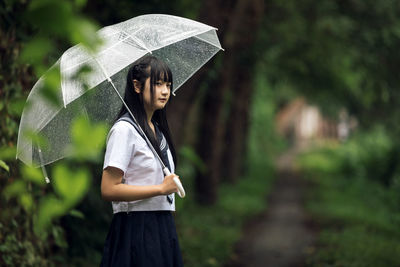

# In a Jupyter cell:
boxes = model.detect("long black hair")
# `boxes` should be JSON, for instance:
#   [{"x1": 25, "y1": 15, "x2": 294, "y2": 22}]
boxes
[{"x1": 116, "y1": 55, "x2": 177, "y2": 167}]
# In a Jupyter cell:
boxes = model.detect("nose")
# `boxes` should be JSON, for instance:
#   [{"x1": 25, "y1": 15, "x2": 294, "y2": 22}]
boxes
[{"x1": 161, "y1": 84, "x2": 169, "y2": 95}]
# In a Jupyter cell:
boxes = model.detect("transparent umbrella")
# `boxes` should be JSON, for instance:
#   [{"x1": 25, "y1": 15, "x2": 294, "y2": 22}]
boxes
[{"x1": 16, "y1": 14, "x2": 224, "y2": 197}]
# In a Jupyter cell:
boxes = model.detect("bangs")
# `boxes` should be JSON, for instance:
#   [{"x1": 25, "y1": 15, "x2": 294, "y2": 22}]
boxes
[
  {"x1": 150, "y1": 59, "x2": 173, "y2": 85},
  {"x1": 156, "y1": 69, "x2": 172, "y2": 83}
]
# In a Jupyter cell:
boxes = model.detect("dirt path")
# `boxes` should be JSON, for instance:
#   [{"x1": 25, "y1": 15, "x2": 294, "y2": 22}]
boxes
[{"x1": 225, "y1": 150, "x2": 316, "y2": 267}]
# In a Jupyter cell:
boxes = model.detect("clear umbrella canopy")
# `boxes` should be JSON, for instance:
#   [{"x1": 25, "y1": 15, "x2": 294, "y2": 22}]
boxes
[{"x1": 17, "y1": 14, "x2": 223, "y2": 167}]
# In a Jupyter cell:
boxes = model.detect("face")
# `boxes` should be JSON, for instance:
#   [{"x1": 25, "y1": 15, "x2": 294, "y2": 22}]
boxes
[{"x1": 135, "y1": 77, "x2": 171, "y2": 114}]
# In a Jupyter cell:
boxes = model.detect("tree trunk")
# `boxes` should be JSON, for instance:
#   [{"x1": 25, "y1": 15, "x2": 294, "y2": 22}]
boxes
[
  {"x1": 167, "y1": 0, "x2": 235, "y2": 149},
  {"x1": 194, "y1": 0, "x2": 264, "y2": 204},
  {"x1": 223, "y1": 72, "x2": 254, "y2": 182},
  {"x1": 222, "y1": 0, "x2": 265, "y2": 183}
]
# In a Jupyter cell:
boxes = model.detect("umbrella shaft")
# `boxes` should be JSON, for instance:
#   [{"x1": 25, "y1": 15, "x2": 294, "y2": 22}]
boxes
[
  {"x1": 92, "y1": 56, "x2": 167, "y2": 171},
  {"x1": 37, "y1": 147, "x2": 50, "y2": 183}
]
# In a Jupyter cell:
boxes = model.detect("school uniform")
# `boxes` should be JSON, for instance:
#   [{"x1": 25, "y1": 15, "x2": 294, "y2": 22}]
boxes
[{"x1": 100, "y1": 114, "x2": 183, "y2": 267}]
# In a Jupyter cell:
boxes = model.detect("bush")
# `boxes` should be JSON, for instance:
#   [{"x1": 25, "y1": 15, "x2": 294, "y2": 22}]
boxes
[
  {"x1": 297, "y1": 128, "x2": 400, "y2": 266},
  {"x1": 338, "y1": 127, "x2": 395, "y2": 185},
  {"x1": 298, "y1": 127, "x2": 398, "y2": 187}
]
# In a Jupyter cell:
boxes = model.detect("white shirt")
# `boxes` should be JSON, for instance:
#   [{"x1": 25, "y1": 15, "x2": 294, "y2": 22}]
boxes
[{"x1": 103, "y1": 121, "x2": 175, "y2": 213}]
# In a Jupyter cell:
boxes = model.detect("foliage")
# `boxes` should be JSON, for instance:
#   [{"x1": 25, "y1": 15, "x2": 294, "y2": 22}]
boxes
[
  {"x1": 297, "y1": 127, "x2": 399, "y2": 187},
  {"x1": 173, "y1": 70, "x2": 281, "y2": 266},
  {"x1": 175, "y1": 155, "x2": 274, "y2": 267},
  {"x1": 260, "y1": 0, "x2": 400, "y2": 129},
  {"x1": 303, "y1": 172, "x2": 400, "y2": 266},
  {"x1": 1, "y1": 0, "x2": 206, "y2": 265},
  {"x1": 297, "y1": 135, "x2": 400, "y2": 266},
  {"x1": 247, "y1": 61, "x2": 288, "y2": 159},
  {"x1": 310, "y1": 226, "x2": 400, "y2": 267},
  {"x1": 3, "y1": 0, "x2": 400, "y2": 265},
  {"x1": 0, "y1": 0, "x2": 103, "y2": 265}
]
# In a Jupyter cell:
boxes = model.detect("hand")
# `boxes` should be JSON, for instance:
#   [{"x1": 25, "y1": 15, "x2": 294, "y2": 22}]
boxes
[{"x1": 160, "y1": 173, "x2": 179, "y2": 195}]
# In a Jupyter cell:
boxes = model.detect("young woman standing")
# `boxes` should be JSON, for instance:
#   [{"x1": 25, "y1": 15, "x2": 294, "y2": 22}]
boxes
[{"x1": 100, "y1": 55, "x2": 184, "y2": 266}]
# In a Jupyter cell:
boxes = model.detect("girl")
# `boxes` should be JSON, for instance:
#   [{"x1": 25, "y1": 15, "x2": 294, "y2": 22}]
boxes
[{"x1": 100, "y1": 56, "x2": 184, "y2": 267}]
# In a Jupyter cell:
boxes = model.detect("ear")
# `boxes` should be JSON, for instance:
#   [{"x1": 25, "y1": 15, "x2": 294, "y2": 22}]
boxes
[{"x1": 133, "y1": 79, "x2": 141, "y2": 93}]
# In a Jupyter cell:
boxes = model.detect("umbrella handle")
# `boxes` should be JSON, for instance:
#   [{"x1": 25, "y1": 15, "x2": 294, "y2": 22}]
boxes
[{"x1": 163, "y1": 167, "x2": 186, "y2": 198}]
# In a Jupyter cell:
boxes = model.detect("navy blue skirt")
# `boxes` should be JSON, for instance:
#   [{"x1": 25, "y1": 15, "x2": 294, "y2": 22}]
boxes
[{"x1": 100, "y1": 211, "x2": 184, "y2": 267}]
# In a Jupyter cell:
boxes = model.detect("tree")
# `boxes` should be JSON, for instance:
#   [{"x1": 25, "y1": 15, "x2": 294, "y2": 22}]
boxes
[
  {"x1": 221, "y1": 0, "x2": 265, "y2": 183},
  {"x1": 194, "y1": 0, "x2": 265, "y2": 204}
]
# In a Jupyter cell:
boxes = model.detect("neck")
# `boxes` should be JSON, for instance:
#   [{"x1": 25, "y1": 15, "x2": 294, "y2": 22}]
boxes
[{"x1": 145, "y1": 107, "x2": 154, "y2": 126}]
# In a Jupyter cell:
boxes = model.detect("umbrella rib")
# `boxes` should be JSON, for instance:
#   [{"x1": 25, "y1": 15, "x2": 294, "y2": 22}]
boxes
[
  {"x1": 121, "y1": 30, "x2": 152, "y2": 54},
  {"x1": 172, "y1": 49, "x2": 221, "y2": 95},
  {"x1": 19, "y1": 16, "x2": 222, "y2": 176},
  {"x1": 62, "y1": 28, "x2": 217, "y2": 73},
  {"x1": 62, "y1": 29, "x2": 143, "y2": 73},
  {"x1": 91, "y1": 56, "x2": 167, "y2": 170},
  {"x1": 153, "y1": 28, "x2": 197, "y2": 43},
  {"x1": 95, "y1": 27, "x2": 145, "y2": 58},
  {"x1": 155, "y1": 28, "x2": 217, "y2": 50},
  {"x1": 193, "y1": 34, "x2": 224, "y2": 51}
]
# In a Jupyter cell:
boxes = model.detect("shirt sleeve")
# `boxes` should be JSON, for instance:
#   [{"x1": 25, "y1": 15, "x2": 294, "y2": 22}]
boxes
[{"x1": 103, "y1": 121, "x2": 136, "y2": 174}]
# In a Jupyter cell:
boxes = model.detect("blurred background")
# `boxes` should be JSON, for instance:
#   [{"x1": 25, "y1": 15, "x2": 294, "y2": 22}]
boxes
[{"x1": 1, "y1": 0, "x2": 400, "y2": 266}]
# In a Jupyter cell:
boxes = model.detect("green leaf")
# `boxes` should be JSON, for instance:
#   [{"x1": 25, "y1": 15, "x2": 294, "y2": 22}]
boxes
[
  {"x1": 74, "y1": 0, "x2": 87, "y2": 8},
  {"x1": 35, "y1": 195, "x2": 68, "y2": 236},
  {"x1": 26, "y1": 0, "x2": 72, "y2": 36},
  {"x1": 19, "y1": 193, "x2": 34, "y2": 213},
  {"x1": 20, "y1": 37, "x2": 53, "y2": 66},
  {"x1": 69, "y1": 209, "x2": 85, "y2": 219},
  {"x1": 68, "y1": 17, "x2": 101, "y2": 50},
  {"x1": 4, "y1": 180, "x2": 26, "y2": 200},
  {"x1": 0, "y1": 160, "x2": 10, "y2": 172},
  {"x1": 52, "y1": 226, "x2": 68, "y2": 248},
  {"x1": 52, "y1": 163, "x2": 90, "y2": 204},
  {"x1": 37, "y1": 66, "x2": 63, "y2": 107},
  {"x1": 71, "y1": 64, "x2": 93, "y2": 82},
  {"x1": 68, "y1": 116, "x2": 107, "y2": 162},
  {"x1": 8, "y1": 98, "x2": 26, "y2": 117},
  {"x1": 21, "y1": 130, "x2": 48, "y2": 155},
  {"x1": 0, "y1": 146, "x2": 17, "y2": 161},
  {"x1": 21, "y1": 165, "x2": 46, "y2": 186}
]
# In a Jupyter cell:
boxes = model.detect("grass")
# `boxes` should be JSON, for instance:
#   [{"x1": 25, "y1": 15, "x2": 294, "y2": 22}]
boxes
[
  {"x1": 174, "y1": 159, "x2": 275, "y2": 267},
  {"x1": 297, "y1": 148, "x2": 400, "y2": 267}
]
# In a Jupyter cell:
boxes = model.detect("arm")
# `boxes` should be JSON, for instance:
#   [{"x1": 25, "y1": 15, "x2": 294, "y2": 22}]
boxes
[{"x1": 101, "y1": 166, "x2": 180, "y2": 202}]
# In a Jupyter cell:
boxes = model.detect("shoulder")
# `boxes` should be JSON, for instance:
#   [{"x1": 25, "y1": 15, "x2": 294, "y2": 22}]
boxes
[
  {"x1": 107, "y1": 121, "x2": 142, "y2": 142},
  {"x1": 112, "y1": 120, "x2": 135, "y2": 132}
]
